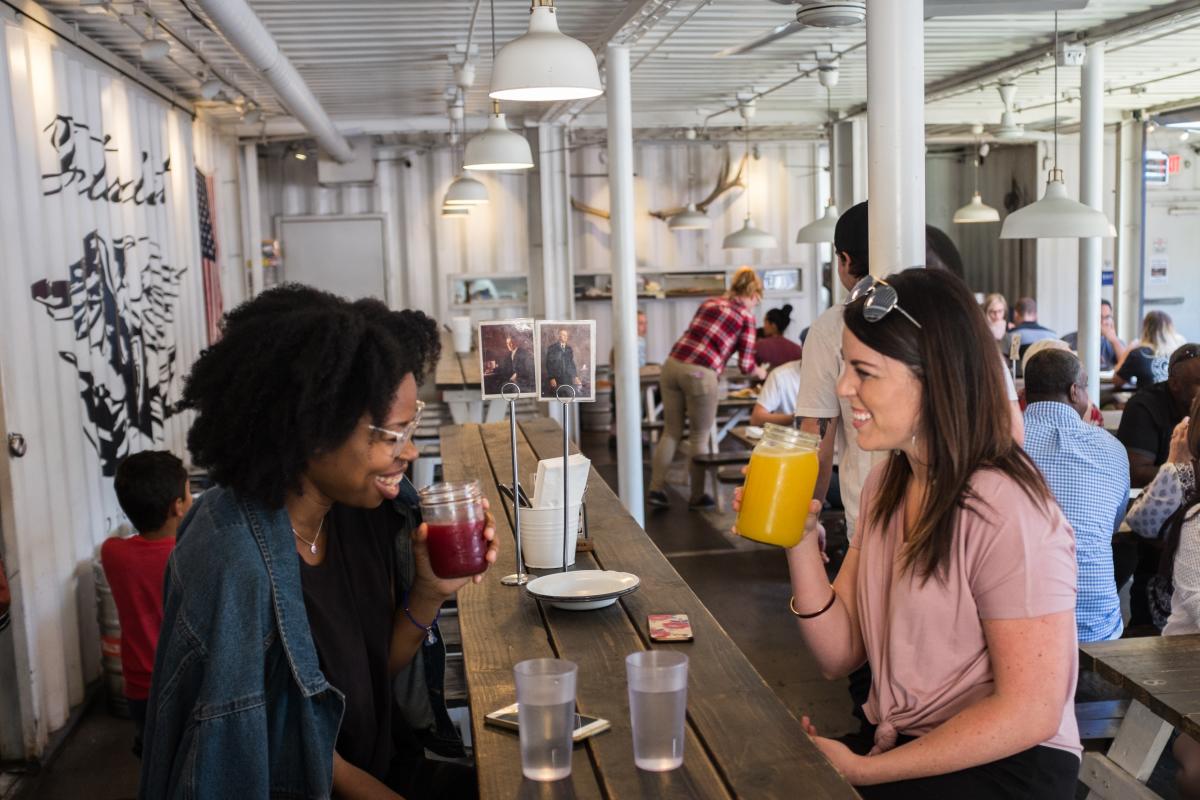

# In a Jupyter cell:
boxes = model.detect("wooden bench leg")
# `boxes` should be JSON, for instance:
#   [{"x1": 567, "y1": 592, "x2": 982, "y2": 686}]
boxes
[{"x1": 1081, "y1": 699, "x2": 1173, "y2": 799}]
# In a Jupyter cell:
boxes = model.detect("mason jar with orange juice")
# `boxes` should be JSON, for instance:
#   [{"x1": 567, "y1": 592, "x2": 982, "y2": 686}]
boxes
[{"x1": 735, "y1": 424, "x2": 820, "y2": 547}]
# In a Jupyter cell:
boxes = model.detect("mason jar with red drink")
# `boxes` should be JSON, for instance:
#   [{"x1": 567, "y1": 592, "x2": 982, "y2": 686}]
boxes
[{"x1": 418, "y1": 480, "x2": 489, "y2": 579}]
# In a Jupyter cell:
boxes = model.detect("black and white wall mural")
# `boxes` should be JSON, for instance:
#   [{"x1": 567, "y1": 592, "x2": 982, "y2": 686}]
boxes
[{"x1": 28, "y1": 114, "x2": 186, "y2": 476}]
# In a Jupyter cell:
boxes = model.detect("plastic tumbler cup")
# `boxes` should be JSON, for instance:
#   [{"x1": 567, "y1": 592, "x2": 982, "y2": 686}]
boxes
[
  {"x1": 626, "y1": 650, "x2": 689, "y2": 771},
  {"x1": 514, "y1": 658, "x2": 578, "y2": 781}
]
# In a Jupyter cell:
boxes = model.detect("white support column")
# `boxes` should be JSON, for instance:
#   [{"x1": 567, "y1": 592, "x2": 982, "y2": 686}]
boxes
[
  {"x1": 1114, "y1": 117, "x2": 1145, "y2": 344},
  {"x1": 239, "y1": 142, "x2": 264, "y2": 297},
  {"x1": 606, "y1": 44, "x2": 644, "y2": 526},
  {"x1": 1078, "y1": 43, "x2": 1105, "y2": 405},
  {"x1": 866, "y1": 0, "x2": 925, "y2": 276},
  {"x1": 527, "y1": 123, "x2": 575, "y2": 427}
]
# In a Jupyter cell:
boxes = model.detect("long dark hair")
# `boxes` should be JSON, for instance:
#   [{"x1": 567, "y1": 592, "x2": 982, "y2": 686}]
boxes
[{"x1": 844, "y1": 268, "x2": 1052, "y2": 582}]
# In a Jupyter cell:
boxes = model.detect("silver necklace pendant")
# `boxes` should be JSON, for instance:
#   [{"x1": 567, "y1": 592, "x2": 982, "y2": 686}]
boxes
[
  {"x1": 310, "y1": 542, "x2": 318, "y2": 555},
  {"x1": 425, "y1": 628, "x2": 437, "y2": 646}
]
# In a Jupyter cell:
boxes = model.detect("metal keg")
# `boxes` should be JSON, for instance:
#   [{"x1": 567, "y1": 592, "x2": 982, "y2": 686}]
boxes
[{"x1": 93, "y1": 559, "x2": 129, "y2": 718}]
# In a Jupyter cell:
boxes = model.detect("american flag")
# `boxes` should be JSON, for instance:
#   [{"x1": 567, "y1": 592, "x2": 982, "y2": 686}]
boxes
[{"x1": 197, "y1": 168, "x2": 223, "y2": 344}]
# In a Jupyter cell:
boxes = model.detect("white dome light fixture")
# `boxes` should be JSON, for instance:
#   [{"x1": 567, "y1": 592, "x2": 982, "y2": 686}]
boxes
[
  {"x1": 723, "y1": 102, "x2": 777, "y2": 251},
  {"x1": 954, "y1": 151, "x2": 999, "y2": 224},
  {"x1": 140, "y1": 36, "x2": 170, "y2": 62},
  {"x1": 794, "y1": 1, "x2": 865, "y2": 29},
  {"x1": 1001, "y1": 12, "x2": 1113, "y2": 240},
  {"x1": 667, "y1": 203, "x2": 711, "y2": 231},
  {"x1": 489, "y1": 0, "x2": 603, "y2": 104},
  {"x1": 796, "y1": 202, "x2": 839, "y2": 243},
  {"x1": 444, "y1": 174, "x2": 489, "y2": 206},
  {"x1": 464, "y1": 101, "x2": 534, "y2": 171},
  {"x1": 241, "y1": 105, "x2": 262, "y2": 125},
  {"x1": 200, "y1": 75, "x2": 223, "y2": 100}
]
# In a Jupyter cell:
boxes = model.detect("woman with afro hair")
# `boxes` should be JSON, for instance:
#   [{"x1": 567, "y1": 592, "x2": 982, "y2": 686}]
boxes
[{"x1": 139, "y1": 285, "x2": 497, "y2": 799}]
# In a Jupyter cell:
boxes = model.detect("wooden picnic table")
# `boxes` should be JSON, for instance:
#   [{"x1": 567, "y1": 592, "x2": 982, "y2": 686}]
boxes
[
  {"x1": 436, "y1": 330, "x2": 505, "y2": 424},
  {"x1": 1078, "y1": 634, "x2": 1200, "y2": 799},
  {"x1": 441, "y1": 417, "x2": 859, "y2": 799}
]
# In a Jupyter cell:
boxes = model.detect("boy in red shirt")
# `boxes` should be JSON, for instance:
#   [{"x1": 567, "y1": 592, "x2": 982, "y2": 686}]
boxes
[{"x1": 101, "y1": 450, "x2": 191, "y2": 757}]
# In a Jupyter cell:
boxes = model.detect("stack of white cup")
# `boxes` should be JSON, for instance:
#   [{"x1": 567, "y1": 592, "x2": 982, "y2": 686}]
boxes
[{"x1": 520, "y1": 505, "x2": 582, "y2": 568}]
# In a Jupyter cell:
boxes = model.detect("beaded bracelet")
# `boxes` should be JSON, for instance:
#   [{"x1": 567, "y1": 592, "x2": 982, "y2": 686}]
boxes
[
  {"x1": 789, "y1": 588, "x2": 837, "y2": 619},
  {"x1": 402, "y1": 590, "x2": 440, "y2": 645}
]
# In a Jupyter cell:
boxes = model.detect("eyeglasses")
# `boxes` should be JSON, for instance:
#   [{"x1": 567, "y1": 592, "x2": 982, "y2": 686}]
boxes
[
  {"x1": 848, "y1": 276, "x2": 923, "y2": 329},
  {"x1": 368, "y1": 400, "x2": 425, "y2": 457}
]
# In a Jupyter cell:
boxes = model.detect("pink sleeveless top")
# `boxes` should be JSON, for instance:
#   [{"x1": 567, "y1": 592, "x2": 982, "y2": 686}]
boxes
[{"x1": 853, "y1": 465, "x2": 1081, "y2": 757}]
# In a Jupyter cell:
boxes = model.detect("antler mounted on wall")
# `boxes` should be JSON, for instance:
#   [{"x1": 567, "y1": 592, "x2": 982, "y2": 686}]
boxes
[
  {"x1": 649, "y1": 146, "x2": 746, "y2": 221},
  {"x1": 567, "y1": 145, "x2": 746, "y2": 222}
]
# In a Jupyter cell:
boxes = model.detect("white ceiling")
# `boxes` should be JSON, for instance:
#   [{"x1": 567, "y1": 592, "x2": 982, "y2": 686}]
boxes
[{"x1": 32, "y1": 0, "x2": 1200, "y2": 139}]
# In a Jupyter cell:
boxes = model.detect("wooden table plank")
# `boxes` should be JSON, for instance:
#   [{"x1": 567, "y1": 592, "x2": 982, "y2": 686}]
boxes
[
  {"x1": 476, "y1": 422, "x2": 731, "y2": 800},
  {"x1": 520, "y1": 418, "x2": 859, "y2": 800},
  {"x1": 439, "y1": 424, "x2": 604, "y2": 800},
  {"x1": 436, "y1": 330, "x2": 468, "y2": 389},
  {"x1": 1080, "y1": 635, "x2": 1200, "y2": 741},
  {"x1": 461, "y1": 346, "x2": 483, "y2": 386}
]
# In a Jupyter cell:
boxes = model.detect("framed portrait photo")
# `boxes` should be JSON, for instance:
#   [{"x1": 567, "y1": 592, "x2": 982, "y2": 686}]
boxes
[
  {"x1": 535, "y1": 320, "x2": 597, "y2": 403},
  {"x1": 478, "y1": 319, "x2": 537, "y2": 399}
]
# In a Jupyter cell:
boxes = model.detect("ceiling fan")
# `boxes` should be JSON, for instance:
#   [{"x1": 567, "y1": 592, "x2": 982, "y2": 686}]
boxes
[{"x1": 715, "y1": 0, "x2": 1090, "y2": 58}]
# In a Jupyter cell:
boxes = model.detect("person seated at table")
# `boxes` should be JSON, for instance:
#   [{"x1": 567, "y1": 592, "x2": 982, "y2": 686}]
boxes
[
  {"x1": 744, "y1": 268, "x2": 1080, "y2": 796},
  {"x1": 649, "y1": 267, "x2": 768, "y2": 510},
  {"x1": 1117, "y1": 343, "x2": 1200, "y2": 630},
  {"x1": 755, "y1": 304, "x2": 804, "y2": 369},
  {"x1": 1064, "y1": 299, "x2": 1127, "y2": 372},
  {"x1": 1022, "y1": 348, "x2": 1128, "y2": 643},
  {"x1": 140, "y1": 286, "x2": 498, "y2": 800},
  {"x1": 1017, "y1": 339, "x2": 1104, "y2": 426},
  {"x1": 1002, "y1": 297, "x2": 1057, "y2": 364},
  {"x1": 751, "y1": 359, "x2": 802, "y2": 427},
  {"x1": 1124, "y1": 399, "x2": 1200, "y2": 799},
  {"x1": 1113, "y1": 310, "x2": 1188, "y2": 390},
  {"x1": 982, "y1": 293, "x2": 1010, "y2": 346}
]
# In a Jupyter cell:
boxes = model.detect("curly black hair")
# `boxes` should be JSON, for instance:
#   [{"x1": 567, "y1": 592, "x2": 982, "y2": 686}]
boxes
[{"x1": 182, "y1": 284, "x2": 440, "y2": 508}]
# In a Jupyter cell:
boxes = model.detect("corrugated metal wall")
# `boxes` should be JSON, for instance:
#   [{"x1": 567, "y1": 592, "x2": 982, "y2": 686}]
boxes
[
  {"x1": 258, "y1": 147, "x2": 530, "y2": 320},
  {"x1": 569, "y1": 140, "x2": 823, "y2": 364},
  {"x1": 0, "y1": 9, "x2": 235, "y2": 757}
]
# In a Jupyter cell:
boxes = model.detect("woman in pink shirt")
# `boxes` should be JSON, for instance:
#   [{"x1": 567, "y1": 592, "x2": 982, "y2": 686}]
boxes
[{"x1": 747, "y1": 269, "x2": 1081, "y2": 796}]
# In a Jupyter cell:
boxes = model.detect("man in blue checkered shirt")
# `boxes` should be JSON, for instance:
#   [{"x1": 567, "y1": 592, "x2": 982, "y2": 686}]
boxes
[{"x1": 1023, "y1": 349, "x2": 1129, "y2": 642}]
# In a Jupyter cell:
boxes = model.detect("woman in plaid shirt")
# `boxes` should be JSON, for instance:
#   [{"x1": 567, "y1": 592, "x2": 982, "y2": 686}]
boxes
[{"x1": 648, "y1": 267, "x2": 767, "y2": 509}]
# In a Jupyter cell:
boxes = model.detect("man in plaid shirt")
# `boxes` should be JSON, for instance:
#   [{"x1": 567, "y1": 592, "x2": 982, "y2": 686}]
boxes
[
  {"x1": 649, "y1": 267, "x2": 766, "y2": 509},
  {"x1": 1023, "y1": 349, "x2": 1129, "y2": 642}
]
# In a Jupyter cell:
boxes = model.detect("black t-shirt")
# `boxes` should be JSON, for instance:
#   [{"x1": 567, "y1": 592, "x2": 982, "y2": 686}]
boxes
[
  {"x1": 1116, "y1": 381, "x2": 1184, "y2": 465},
  {"x1": 300, "y1": 507, "x2": 397, "y2": 780},
  {"x1": 1117, "y1": 346, "x2": 1158, "y2": 388}
]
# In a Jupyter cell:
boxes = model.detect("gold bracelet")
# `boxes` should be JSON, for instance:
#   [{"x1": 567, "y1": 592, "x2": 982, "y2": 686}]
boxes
[{"x1": 789, "y1": 588, "x2": 837, "y2": 619}]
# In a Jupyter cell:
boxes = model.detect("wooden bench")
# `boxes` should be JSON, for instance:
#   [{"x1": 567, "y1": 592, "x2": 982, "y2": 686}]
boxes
[{"x1": 692, "y1": 451, "x2": 752, "y2": 510}]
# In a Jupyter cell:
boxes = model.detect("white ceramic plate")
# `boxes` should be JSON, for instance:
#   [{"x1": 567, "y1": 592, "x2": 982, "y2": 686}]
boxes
[
  {"x1": 744, "y1": 425, "x2": 764, "y2": 440},
  {"x1": 525, "y1": 570, "x2": 640, "y2": 611}
]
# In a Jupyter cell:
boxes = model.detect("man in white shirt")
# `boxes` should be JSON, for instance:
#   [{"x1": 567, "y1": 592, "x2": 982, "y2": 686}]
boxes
[{"x1": 751, "y1": 360, "x2": 803, "y2": 427}]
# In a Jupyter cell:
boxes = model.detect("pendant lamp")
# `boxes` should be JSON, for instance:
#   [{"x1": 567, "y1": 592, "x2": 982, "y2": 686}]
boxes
[
  {"x1": 1000, "y1": 12, "x2": 1112, "y2": 240},
  {"x1": 796, "y1": 202, "x2": 839, "y2": 243},
  {"x1": 444, "y1": 175, "x2": 489, "y2": 206},
  {"x1": 464, "y1": 102, "x2": 534, "y2": 171},
  {"x1": 490, "y1": 0, "x2": 602, "y2": 103},
  {"x1": 953, "y1": 154, "x2": 999, "y2": 224},
  {"x1": 723, "y1": 112, "x2": 776, "y2": 251},
  {"x1": 668, "y1": 204, "x2": 711, "y2": 231},
  {"x1": 795, "y1": 86, "x2": 840, "y2": 243}
]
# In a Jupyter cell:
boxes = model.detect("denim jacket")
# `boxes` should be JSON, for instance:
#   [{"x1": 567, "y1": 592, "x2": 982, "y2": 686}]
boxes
[{"x1": 139, "y1": 487, "x2": 344, "y2": 799}]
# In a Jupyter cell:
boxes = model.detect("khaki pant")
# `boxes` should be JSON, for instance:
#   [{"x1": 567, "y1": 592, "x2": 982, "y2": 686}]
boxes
[{"x1": 650, "y1": 357, "x2": 719, "y2": 502}]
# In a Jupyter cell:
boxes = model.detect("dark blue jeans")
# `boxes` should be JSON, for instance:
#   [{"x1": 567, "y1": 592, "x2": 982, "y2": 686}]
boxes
[{"x1": 127, "y1": 697, "x2": 147, "y2": 759}]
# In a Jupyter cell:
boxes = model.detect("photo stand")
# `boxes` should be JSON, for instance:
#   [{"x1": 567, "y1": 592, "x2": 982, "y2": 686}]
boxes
[
  {"x1": 499, "y1": 383, "x2": 529, "y2": 587},
  {"x1": 556, "y1": 384, "x2": 576, "y2": 573}
]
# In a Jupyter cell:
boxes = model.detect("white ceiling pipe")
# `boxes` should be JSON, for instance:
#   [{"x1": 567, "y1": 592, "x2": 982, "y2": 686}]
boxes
[{"x1": 196, "y1": 0, "x2": 354, "y2": 163}]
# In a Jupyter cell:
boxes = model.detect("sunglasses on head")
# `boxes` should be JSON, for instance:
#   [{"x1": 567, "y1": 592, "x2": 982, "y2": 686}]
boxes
[
  {"x1": 848, "y1": 276, "x2": 923, "y2": 329},
  {"x1": 1170, "y1": 344, "x2": 1200, "y2": 368}
]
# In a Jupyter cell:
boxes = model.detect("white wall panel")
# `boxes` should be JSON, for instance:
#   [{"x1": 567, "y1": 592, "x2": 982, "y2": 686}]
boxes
[
  {"x1": 258, "y1": 147, "x2": 529, "y2": 322},
  {"x1": 569, "y1": 140, "x2": 822, "y2": 366},
  {"x1": 0, "y1": 11, "x2": 207, "y2": 757}
]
